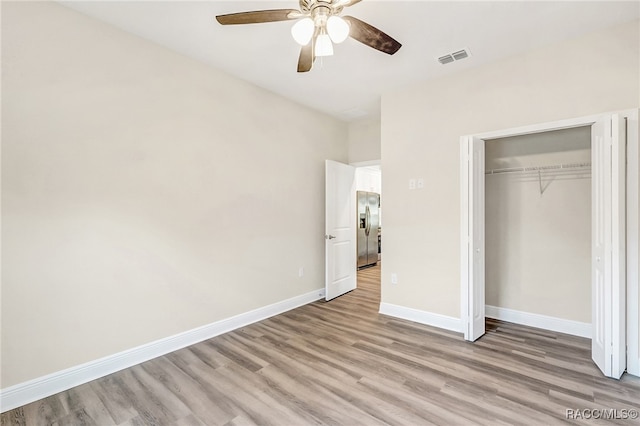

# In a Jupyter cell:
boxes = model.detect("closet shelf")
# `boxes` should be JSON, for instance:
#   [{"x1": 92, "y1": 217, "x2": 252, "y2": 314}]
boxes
[{"x1": 485, "y1": 162, "x2": 591, "y2": 175}]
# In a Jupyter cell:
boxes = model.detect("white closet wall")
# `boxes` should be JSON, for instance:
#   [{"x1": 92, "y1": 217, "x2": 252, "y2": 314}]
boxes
[{"x1": 485, "y1": 127, "x2": 591, "y2": 323}]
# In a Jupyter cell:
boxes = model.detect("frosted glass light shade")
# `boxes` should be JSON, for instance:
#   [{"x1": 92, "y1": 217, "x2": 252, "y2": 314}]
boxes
[
  {"x1": 327, "y1": 16, "x2": 349, "y2": 43},
  {"x1": 291, "y1": 18, "x2": 314, "y2": 45},
  {"x1": 315, "y1": 33, "x2": 334, "y2": 56}
]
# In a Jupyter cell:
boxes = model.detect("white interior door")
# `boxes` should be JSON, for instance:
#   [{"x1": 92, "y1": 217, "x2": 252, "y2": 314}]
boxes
[
  {"x1": 325, "y1": 160, "x2": 357, "y2": 301},
  {"x1": 461, "y1": 136, "x2": 486, "y2": 341},
  {"x1": 591, "y1": 114, "x2": 626, "y2": 379}
]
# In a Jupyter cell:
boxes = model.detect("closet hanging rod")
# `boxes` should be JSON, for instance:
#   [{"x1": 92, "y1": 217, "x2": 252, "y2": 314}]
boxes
[{"x1": 485, "y1": 161, "x2": 591, "y2": 175}]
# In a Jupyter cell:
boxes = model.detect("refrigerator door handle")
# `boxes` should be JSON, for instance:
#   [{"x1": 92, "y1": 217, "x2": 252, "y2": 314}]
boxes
[{"x1": 365, "y1": 205, "x2": 371, "y2": 236}]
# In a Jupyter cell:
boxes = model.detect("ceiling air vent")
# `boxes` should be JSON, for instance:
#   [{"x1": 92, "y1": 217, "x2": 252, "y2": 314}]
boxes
[
  {"x1": 437, "y1": 55, "x2": 455, "y2": 65},
  {"x1": 437, "y1": 48, "x2": 471, "y2": 65}
]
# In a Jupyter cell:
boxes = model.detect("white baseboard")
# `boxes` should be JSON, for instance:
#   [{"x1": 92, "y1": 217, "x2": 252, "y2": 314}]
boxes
[
  {"x1": 485, "y1": 305, "x2": 591, "y2": 338},
  {"x1": 379, "y1": 303, "x2": 463, "y2": 333},
  {"x1": 0, "y1": 288, "x2": 325, "y2": 413}
]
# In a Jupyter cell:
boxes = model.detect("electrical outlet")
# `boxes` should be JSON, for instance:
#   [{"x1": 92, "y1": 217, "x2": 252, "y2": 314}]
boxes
[
  {"x1": 409, "y1": 179, "x2": 416, "y2": 190},
  {"x1": 298, "y1": 267, "x2": 304, "y2": 277},
  {"x1": 391, "y1": 273, "x2": 398, "y2": 285}
]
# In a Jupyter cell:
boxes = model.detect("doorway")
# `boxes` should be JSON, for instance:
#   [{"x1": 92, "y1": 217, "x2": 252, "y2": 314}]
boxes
[
  {"x1": 324, "y1": 161, "x2": 382, "y2": 302},
  {"x1": 354, "y1": 164, "x2": 382, "y2": 304},
  {"x1": 355, "y1": 165, "x2": 382, "y2": 270},
  {"x1": 460, "y1": 112, "x2": 631, "y2": 379}
]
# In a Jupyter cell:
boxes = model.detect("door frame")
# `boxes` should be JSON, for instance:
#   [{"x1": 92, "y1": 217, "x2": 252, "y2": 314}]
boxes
[
  {"x1": 625, "y1": 109, "x2": 640, "y2": 377},
  {"x1": 460, "y1": 110, "x2": 639, "y2": 377}
]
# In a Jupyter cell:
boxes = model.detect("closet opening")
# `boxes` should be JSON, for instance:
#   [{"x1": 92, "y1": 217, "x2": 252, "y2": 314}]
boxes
[
  {"x1": 484, "y1": 126, "x2": 592, "y2": 337},
  {"x1": 461, "y1": 111, "x2": 632, "y2": 379}
]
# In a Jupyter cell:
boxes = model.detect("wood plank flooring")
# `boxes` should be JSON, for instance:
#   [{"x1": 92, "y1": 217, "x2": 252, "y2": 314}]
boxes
[{"x1": 3, "y1": 264, "x2": 640, "y2": 425}]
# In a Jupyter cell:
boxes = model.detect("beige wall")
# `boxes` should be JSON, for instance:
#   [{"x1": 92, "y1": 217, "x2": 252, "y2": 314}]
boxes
[
  {"x1": 1, "y1": 2, "x2": 347, "y2": 387},
  {"x1": 485, "y1": 128, "x2": 591, "y2": 323},
  {"x1": 348, "y1": 119, "x2": 381, "y2": 163},
  {"x1": 380, "y1": 20, "x2": 639, "y2": 319}
]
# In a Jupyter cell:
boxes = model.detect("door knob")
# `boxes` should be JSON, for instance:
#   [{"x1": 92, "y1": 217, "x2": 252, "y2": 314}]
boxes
[{"x1": 325, "y1": 235, "x2": 337, "y2": 240}]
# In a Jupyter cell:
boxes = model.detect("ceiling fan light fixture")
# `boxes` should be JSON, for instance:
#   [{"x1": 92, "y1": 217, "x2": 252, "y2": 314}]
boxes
[
  {"x1": 291, "y1": 17, "x2": 314, "y2": 45},
  {"x1": 326, "y1": 15, "x2": 349, "y2": 43},
  {"x1": 216, "y1": 2, "x2": 402, "y2": 72},
  {"x1": 315, "y1": 33, "x2": 334, "y2": 56}
]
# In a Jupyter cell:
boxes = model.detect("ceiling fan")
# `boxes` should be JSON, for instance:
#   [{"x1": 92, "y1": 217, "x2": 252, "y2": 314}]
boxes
[{"x1": 215, "y1": 0, "x2": 402, "y2": 73}]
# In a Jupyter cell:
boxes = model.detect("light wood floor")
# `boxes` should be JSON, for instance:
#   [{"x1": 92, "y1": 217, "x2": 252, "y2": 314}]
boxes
[{"x1": 3, "y1": 264, "x2": 640, "y2": 425}]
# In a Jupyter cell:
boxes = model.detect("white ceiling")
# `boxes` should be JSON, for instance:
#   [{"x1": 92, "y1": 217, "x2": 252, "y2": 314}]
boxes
[{"x1": 59, "y1": 1, "x2": 639, "y2": 122}]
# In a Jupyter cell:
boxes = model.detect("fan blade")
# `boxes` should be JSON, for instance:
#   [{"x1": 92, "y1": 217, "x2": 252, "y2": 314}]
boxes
[
  {"x1": 216, "y1": 9, "x2": 300, "y2": 25},
  {"x1": 333, "y1": 0, "x2": 363, "y2": 8},
  {"x1": 297, "y1": 44, "x2": 313, "y2": 73},
  {"x1": 297, "y1": 26, "x2": 319, "y2": 73},
  {"x1": 343, "y1": 16, "x2": 401, "y2": 55}
]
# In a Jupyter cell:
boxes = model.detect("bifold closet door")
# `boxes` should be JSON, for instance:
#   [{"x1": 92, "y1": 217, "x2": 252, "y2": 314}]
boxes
[
  {"x1": 461, "y1": 136, "x2": 485, "y2": 342},
  {"x1": 591, "y1": 114, "x2": 626, "y2": 379}
]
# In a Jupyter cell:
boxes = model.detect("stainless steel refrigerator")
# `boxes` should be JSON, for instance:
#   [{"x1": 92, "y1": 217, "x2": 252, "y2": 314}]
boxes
[{"x1": 357, "y1": 191, "x2": 380, "y2": 269}]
